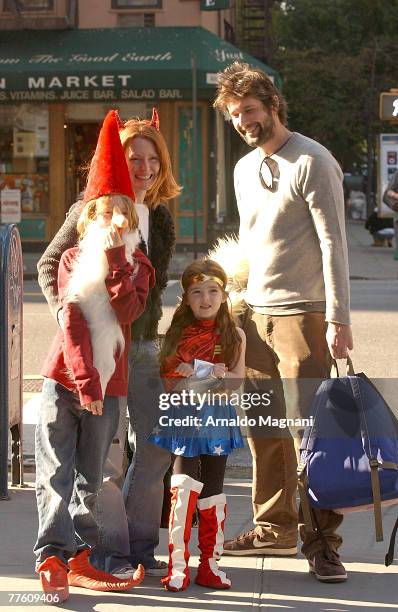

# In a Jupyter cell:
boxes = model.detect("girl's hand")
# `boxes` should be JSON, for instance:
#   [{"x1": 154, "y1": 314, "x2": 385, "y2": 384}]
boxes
[
  {"x1": 82, "y1": 400, "x2": 103, "y2": 416},
  {"x1": 104, "y1": 224, "x2": 124, "y2": 250},
  {"x1": 175, "y1": 362, "x2": 194, "y2": 377},
  {"x1": 212, "y1": 363, "x2": 227, "y2": 379}
]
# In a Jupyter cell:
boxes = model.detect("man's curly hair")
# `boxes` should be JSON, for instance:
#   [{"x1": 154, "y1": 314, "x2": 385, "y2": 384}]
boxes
[{"x1": 213, "y1": 61, "x2": 288, "y2": 125}]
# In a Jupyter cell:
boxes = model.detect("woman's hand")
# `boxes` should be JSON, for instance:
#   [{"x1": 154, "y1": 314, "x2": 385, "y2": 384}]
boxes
[
  {"x1": 212, "y1": 363, "x2": 227, "y2": 379},
  {"x1": 104, "y1": 223, "x2": 124, "y2": 250},
  {"x1": 175, "y1": 362, "x2": 194, "y2": 377},
  {"x1": 82, "y1": 400, "x2": 103, "y2": 416}
]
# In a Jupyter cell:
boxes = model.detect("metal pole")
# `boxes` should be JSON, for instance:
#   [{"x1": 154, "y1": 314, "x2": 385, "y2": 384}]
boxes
[{"x1": 191, "y1": 52, "x2": 198, "y2": 259}]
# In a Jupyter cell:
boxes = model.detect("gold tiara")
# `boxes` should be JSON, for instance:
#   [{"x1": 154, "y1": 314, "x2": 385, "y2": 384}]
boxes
[{"x1": 185, "y1": 273, "x2": 225, "y2": 289}]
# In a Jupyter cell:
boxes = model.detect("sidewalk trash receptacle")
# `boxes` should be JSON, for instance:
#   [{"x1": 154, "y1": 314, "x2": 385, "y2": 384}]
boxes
[{"x1": 0, "y1": 224, "x2": 24, "y2": 500}]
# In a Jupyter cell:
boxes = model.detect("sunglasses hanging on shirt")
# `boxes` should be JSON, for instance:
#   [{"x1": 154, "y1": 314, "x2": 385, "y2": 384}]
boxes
[{"x1": 259, "y1": 157, "x2": 280, "y2": 192}]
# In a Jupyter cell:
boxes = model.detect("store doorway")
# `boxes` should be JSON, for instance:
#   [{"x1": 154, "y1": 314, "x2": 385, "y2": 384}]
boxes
[{"x1": 66, "y1": 122, "x2": 101, "y2": 208}]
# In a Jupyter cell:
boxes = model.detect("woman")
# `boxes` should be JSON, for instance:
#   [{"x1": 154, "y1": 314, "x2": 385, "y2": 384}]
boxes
[{"x1": 37, "y1": 108, "x2": 181, "y2": 578}]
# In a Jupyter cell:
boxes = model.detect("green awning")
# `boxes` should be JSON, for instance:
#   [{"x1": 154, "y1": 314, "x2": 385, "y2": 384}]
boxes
[{"x1": 0, "y1": 27, "x2": 281, "y2": 103}]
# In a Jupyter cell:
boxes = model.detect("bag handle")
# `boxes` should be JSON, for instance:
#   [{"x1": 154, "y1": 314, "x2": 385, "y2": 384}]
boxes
[{"x1": 330, "y1": 355, "x2": 355, "y2": 378}]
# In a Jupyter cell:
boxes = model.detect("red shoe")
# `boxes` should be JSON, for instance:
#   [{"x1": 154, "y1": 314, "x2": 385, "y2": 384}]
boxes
[
  {"x1": 195, "y1": 494, "x2": 231, "y2": 589},
  {"x1": 161, "y1": 474, "x2": 203, "y2": 592},
  {"x1": 68, "y1": 549, "x2": 144, "y2": 591},
  {"x1": 37, "y1": 556, "x2": 69, "y2": 603}
]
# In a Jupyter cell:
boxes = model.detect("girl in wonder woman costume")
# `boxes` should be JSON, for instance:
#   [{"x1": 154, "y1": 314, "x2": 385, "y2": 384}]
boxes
[{"x1": 150, "y1": 259, "x2": 245, "y2": 592}]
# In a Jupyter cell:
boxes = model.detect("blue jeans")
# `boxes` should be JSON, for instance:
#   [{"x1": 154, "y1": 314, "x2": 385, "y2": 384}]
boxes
[
  {"x1": 120, "y1": 339, "x2": 171, "y2": 568},
  {"x1": 34, "y1": 378, "x2": 119, "y2": 565},
  {"x1": 89, "y1": 402, "x2": 131, "y2": 573}
]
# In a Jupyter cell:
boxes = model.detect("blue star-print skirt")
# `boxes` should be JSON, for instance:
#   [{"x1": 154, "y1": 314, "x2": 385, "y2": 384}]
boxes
[{"x1": 148, "y1": 401, "x2": 244, "y2": 457}]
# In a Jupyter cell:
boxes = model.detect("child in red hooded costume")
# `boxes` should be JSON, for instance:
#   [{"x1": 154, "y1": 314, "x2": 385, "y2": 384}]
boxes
[{"x1": 34, "y1": 110, "x2": 155, "y2": 603}]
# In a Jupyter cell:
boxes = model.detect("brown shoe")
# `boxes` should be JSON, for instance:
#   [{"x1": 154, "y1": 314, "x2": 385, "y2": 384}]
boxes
[
  {"x1": 308, "y1": 550, "x2": 347, "y2": 583},
  {"x1": 223, "y1": 528, "x2": 297, "y2": 556}
]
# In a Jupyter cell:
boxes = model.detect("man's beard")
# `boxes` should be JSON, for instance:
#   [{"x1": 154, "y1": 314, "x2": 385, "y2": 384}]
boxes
[{"x1": 237, "y1": 114, "x2": 275, "y2": 148}]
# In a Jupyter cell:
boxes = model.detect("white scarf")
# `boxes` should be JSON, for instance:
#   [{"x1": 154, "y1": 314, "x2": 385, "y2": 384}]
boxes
[{"x1": 66, "y1": 221, "x2": 140, "y2": 395}]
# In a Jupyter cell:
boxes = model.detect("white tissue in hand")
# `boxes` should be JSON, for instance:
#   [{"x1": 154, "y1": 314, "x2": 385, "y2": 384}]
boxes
[{"x1": 193, "y1": 359, "x2": 214, "y2": 379}]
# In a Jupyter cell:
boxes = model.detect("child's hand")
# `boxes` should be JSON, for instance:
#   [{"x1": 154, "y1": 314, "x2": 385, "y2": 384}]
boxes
[
  {"x1": 82, "y1": 400, "x2": 103, "y2": 416},
  {"x1": 212, "y1": 363, "x2": 227, "y2": 379},
  {"x1": 104, "y1": 224, "x2": 124, "y2": 250},
  {"x1": 175, "y1": 362, "x2": 194, "y2": 377},
  {"x1": 112, "y1": 206, "x2": 129, "y2": 230}
]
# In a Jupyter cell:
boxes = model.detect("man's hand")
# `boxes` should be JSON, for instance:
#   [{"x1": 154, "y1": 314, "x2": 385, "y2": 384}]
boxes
[
  {"x1": 175, "y1": 362, "x2": 194, "y2": 377},
  {"x1": 82, "y1": 400, "x2": 103, "y2": 416},
  {"x1": 326, "y1": 322, "x2": 354, "y2": 359}
]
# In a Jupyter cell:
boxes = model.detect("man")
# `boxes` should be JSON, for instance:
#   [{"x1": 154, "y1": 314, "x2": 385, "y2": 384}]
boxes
[
  {"x1": 383, "y1": 169, "x2": 398, "y2": 253},
  {"x1": 213, "y1": 62, "x2": 353, "y2": 582}
]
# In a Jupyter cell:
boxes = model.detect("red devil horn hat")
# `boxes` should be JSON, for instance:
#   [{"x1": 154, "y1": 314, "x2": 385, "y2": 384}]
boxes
[
  {"x1": 149, "y1": 107, "x2": 160, "y2": 131},
  {"x1": 83, "y1": 110, "x2": 135, "y2": 204}
]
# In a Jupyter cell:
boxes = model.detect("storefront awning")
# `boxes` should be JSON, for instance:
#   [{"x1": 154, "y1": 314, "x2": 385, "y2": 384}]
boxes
[{"x1": 0, "y1": 27, "x2": 281, "y2": 103}]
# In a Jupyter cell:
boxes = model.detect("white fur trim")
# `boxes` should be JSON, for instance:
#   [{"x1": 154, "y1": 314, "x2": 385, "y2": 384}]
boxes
[
  {"x1": 170, "y1": 474, "x2": 203, "y2": 494},
  {"x1": 214, "y1": 500, "x2": 227, "y2": 559},
  {"x1": 168, "y1": 479, "x2": 201, "y2": 589},
  {"x1": 206, "y1": 234, "x2": 249, "y2": 318},
  {"x1": 208, "y1": 558, "x2": 231, "y2": 586},
  {"x1": 66, "y1": 223, "x2": 140, "y2": 394},
  {"x1": 197, "y1": 493, "x2": 226, "y2": 511}
]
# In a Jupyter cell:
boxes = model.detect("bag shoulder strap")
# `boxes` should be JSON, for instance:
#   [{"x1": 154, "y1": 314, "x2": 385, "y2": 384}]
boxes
[
  {"x1": 385, "y1": 515, "x2": 398, "y2": 567},
  {"x1": 297, "y1": 463, "x2": 315, "y2": 533},
  {"x1": 369, "y1": 459, "x2": 384, "y2": 542},
  {"x1": 348, "y1": 375, "x2": 384, "y2": 542}
]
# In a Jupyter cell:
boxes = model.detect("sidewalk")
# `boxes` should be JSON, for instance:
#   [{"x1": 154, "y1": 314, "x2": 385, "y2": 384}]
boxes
[
  {"x1": 347, "y1": 220, "x2": 398, "y2": 280},
  {"x1": 22, "y1": 247, "x2": 207, "y2": 280},
  {"x1": 1, "y1": 476, "x2": 397, "y2": 611},
  {"x1": 22, "y1": 219, "x2": 398, "y2": 281},
  {"x1": 3, "y1": 219, "x2": 397, "y2": 609}
]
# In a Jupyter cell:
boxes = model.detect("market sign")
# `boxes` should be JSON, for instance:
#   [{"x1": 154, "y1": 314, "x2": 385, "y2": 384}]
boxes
[
  {"x1": 0, "y1": 27, "x2": 281, "y2": 103},
  {"x1": 200, "y1": 0, "x2": 230, "y2": 10},
  {"x1": 0, "y1": 80, "x2": 185, "y2": 103},
  {"x1": 379, "y1": 92, "x2": 398, "y2": 121}
]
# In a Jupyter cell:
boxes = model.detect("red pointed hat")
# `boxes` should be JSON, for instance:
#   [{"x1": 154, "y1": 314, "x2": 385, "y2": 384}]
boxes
[{"x1": 83, "y1": 110, "x2": 135, "y2": 204}]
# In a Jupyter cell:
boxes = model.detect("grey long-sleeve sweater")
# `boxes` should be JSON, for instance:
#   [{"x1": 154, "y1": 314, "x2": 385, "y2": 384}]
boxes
[{"x1": 234, "y1": 132, "x2": 350, "y2": 325}]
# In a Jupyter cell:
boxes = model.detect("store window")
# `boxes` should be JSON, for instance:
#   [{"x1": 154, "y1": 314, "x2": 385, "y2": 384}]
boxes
[
  {"x1": 3, "y1": 0, "x2": 53, "y2": 10},
  {"x1": 0, "y1": 104, "x2": 49, "y2": 215},
  {"x1": 112, "y1": 0, "x2": 161, "y2": 9}
]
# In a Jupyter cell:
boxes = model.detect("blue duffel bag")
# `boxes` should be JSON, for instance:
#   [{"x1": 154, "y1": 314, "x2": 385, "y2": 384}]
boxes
[{"x1": 297, "y1": 357, "x2": 398, "y2": 566}]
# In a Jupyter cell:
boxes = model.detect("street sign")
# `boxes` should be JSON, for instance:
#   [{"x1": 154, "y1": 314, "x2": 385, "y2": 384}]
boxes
[
  {"x1": 377, "y1": 133, "x2": 398, "y2": 217},
  {"x1": 379, "y1": 92, "x2": 398, "y2": 120},
  {"x1": 200, "y1": 0, "x2": 229, "y2": 10}
]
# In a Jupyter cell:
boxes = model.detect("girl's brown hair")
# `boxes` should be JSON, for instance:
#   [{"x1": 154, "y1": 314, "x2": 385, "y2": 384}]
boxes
[
  {"x1": 76, "y1": 194, "x2": 138, "y2": 238},
  {"x1": 160, "y1": 259, "x2": 242, "y2": 370},
  {"x1": 119, "y1": 120, "x2": 182, "y2": 209}
]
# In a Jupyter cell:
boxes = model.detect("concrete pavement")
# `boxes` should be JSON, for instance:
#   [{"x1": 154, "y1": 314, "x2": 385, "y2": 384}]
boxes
[
  {"x1": 1, "y1": 219, "x2": 397, "y2": 609},
  {"x1": 1, "y1": 476, "x2": 397, "y2": 611}
]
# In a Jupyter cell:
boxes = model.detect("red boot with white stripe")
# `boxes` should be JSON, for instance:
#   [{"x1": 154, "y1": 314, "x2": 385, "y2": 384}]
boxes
[
  {"x1": 195, "y1": 493, "x2": 231, "y2": 589},
  {"x1": 162, "y1": 474, "x2": 203, "y2": 592}
]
